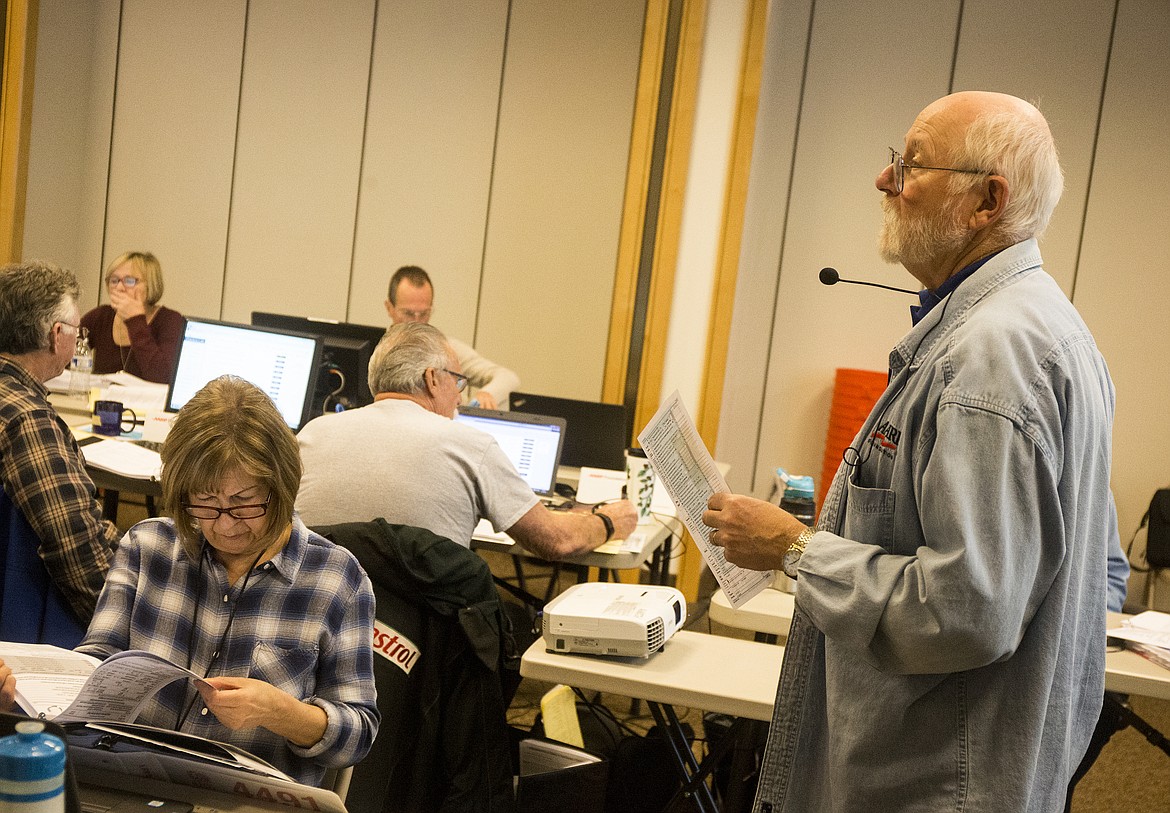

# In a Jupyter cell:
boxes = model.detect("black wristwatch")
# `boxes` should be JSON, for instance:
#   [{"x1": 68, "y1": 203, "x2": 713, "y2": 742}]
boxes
[{"x1": 593, "y1": 510, "x2": 615, "y2": 541}]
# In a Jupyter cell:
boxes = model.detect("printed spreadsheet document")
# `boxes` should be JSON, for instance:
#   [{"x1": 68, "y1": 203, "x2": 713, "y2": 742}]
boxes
[{"x1": 638, "y1": 390, "x2": 772, "y2": 608}]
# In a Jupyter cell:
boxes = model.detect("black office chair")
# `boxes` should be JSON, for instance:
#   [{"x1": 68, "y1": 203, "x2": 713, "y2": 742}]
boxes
[
  {"x1": 315, "y1": 519, "x2": 517, "y2": 813},
  {"x1": 0, "y1": 486, "x2": 88, "y2": 647}
]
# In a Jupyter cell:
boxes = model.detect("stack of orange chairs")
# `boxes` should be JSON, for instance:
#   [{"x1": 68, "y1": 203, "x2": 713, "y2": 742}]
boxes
[{"x1": 818, "y1": 368, "x2": 888, "y2": 510}]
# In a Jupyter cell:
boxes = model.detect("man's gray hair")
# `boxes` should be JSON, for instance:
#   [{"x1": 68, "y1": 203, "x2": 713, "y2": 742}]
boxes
[
  {"x1": 0, "y1": 260, "x2": 80, "y2": 355},
  {"x1": 367, "y1": 322, "x2": 452, "y2": 396},
  {"x1": 949, "y1": 106, "x2": 1064, "y2": 243}
]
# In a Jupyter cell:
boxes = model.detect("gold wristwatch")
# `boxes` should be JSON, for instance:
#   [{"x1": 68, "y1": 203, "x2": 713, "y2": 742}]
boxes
[{"x1": 782, "y1": 526, "x2": 815, "y2": 579}]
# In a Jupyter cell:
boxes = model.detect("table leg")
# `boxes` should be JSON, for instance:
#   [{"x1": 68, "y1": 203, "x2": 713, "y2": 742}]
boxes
[
  {"x1": 648, "y1": 701, "x2": 719, "y2": 813},
  {"x1": 722, "y1": 718, "x2": 766, "y2": 813},
  {"x1": 101, "y1": 489, "x2": 119, "y2": 524}
]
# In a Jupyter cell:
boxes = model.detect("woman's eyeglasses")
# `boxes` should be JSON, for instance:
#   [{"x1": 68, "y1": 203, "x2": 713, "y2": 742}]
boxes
[{"x1": 183, "y1": 495, "x2": 271, "y2": 520}]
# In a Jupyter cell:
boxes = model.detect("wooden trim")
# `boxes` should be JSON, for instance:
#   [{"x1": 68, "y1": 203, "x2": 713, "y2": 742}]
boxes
[
  {"x1": 674, "y1": 0, "x2": 770, "y2": 603},
  {"x1": 602, "y1": 0, "x2": 671, "y2": 406},
  {"x1": 1, "y1": 0, "x2": 39, "y2": 263},
  {"x1": 696, "y1": 0, "x2": 768, "y2": 447},
  {"x1": 627, "y1": 0, "x2": 704, "y2": 439}
]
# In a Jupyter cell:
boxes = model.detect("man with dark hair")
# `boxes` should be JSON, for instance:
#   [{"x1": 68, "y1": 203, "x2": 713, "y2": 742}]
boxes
[
  {"x1": 0, "y1": 260, "x2": 119, "y2": 645},
  {"x1": 385, "y1": 265, "x2": 520, "y2": 409}
]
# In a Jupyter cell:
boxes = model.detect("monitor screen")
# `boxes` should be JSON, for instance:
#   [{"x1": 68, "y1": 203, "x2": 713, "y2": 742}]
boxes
[
  {"x1": 509, "y1": 392, "x2": 629, "y2": 471},
  {"x1": 166, "y1": 318, "x2": 323, "y2": 431},
  {"x1": 454, "y1": 407, "x2": 566, "y2": 496},
  {"x1": 250, "y1": 312, "x2": 387, "y2": 408}
]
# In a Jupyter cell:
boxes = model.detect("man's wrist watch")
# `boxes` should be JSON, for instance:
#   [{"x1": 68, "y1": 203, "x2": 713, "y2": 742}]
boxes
[
  {"x1": 594, "y1": 510, "x2": 615, "y2": 541},
  {"x1": 782, "y1": 526, "x2": 815, "y2": 579}
]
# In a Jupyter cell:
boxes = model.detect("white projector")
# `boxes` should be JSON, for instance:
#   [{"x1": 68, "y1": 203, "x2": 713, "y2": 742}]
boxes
[{"x1": 542, "y1": 582, "x2": 686, "y2": 658}]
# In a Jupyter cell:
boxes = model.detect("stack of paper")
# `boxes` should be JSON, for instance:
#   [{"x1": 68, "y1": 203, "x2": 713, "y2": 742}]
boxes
[
  {"x1": 1108, "y1": 611, "x2": 1170, "y2": 670},
  {"x1": 82, "y1": 438, "x2": 162, "y2": 479}
]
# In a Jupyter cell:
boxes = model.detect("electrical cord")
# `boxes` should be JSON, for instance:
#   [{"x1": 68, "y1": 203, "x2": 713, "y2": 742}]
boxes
[{"x1": 320, "y1": 366, "x2": 346, "y2": 414}]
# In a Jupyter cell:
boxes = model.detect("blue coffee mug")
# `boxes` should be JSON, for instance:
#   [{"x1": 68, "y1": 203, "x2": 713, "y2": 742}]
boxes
[{"x1": 92, "y1": 400, "x2": 137, "y2": 436}]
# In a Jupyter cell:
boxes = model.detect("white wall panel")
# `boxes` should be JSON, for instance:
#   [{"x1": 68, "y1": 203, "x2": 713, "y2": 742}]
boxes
[
  {"x1": 23, "y1": 0, "x2": 119, "y2": 311},
  {"x1": 952, "y1": 0, "x2": 1115, "y2": 293},
  {"x1": 221, "y1": 0, "x2": 375, "y2": 324},
  {"x1": 748, "y1": 1, "x2": 960, "y2": 495},
  {"x1": 477, "y1": 0, "x2": 645, "y2": 400},
  {"x1": 715, "y1": 0, "x2": 812, "y2": 494},
  {"x1": 1074, "y1": 0, "x2": 1170, "y2": 541},
  {"x1": 103, "y1": 0, "x2": 245, "y2": 320},
  {"x1": 348, "y1": 0, "x2": 508, "y2": 334}
]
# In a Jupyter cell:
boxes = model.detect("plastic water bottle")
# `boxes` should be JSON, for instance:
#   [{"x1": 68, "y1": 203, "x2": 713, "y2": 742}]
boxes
[
  {"x1": 70, "y1": 326, "x2": 93, "y2": 398},
  {"x1": 0, "y1": 720, "x2": 66, "y2": 813},
  {"x1": 775, "y1": 468, "x2": 816, "y2": 527}
]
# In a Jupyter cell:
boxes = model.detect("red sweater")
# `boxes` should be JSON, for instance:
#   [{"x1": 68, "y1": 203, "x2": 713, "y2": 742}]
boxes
[{"x1": 79, "y1": 305, "x2": 186, "y2": 384}]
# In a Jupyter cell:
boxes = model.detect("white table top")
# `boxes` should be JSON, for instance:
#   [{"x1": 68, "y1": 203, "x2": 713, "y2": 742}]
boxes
[
  {"x1": 708, "y1": 594, "x2": 1170, "y2": 703},
  {"x1": 473, "y1": 514, "x2": 675, "y2": 570},
  {"x1": 520, "y1": 630, "x2": 782, "y2": 721},
  {"x1": 709, "y1": 587, "x2": 795, "y2": 638}
]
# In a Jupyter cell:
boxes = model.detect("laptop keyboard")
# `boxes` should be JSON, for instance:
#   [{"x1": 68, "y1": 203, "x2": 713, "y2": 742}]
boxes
[{"x1": 132, "y1": 439, "x2": 165, "y2": 453}]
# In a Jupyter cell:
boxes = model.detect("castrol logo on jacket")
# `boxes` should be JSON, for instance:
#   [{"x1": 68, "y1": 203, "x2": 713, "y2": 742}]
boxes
[{"x1": 373, "y1": 619, "x2": 421, "y2": 675}]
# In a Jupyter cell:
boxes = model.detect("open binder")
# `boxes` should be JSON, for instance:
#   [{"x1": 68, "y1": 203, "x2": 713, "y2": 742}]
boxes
[{"x1": 62, "y1": 721, "x2": 347, "y2": 813}]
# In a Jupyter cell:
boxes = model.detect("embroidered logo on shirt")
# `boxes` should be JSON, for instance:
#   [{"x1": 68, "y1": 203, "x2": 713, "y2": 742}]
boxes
[
  {"x1": 868, "y1": 419, "x2": 901, "y2": 460},
  {"x1": 373, "y1": 619, "x2": 420, "y2": 675}
]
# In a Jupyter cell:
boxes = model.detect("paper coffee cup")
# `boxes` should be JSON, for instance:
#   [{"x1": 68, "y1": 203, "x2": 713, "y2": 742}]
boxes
[{"x1": 625, "y1": 448, "x2": 654, "y2": 523}]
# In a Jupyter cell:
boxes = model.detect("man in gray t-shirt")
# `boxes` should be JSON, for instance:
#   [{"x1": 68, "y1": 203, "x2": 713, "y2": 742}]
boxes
[{"x1": 296, "y1": 323, "x2": 635, "y2": 558}]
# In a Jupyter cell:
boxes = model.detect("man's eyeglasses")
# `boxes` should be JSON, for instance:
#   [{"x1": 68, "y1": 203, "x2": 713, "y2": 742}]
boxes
[
  {"x1": 887, "y1": 147, "x2": 989, "y2": 194},
  {"x1": 441, "y1": 369, "x2": 467, "y2": 392},
  {"x1": 183, "y1": 495, "x2": 271, "y2": 520},
  {"x1": 106, "y1": 275, "x2": 140, "y2": 288},
  {"x1": 55, "y1": 321, "x2": 81, "y2": 335},
  {"x1": 394, "y1": 307, "x2": 431, "y2": 321}
]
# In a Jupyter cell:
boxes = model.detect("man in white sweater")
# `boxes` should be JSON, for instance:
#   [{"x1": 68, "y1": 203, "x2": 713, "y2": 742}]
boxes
[{"x1": 384, "y1": 265, "x2": 519, "y2": 410}]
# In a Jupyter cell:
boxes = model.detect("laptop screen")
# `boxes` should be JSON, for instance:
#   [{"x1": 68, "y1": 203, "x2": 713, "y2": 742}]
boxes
[
  {"x1": 166, "y1": 318, "x2": 323, "y2": 431},
  {"x1": 454, "y1": 407, "x2": 566, "y2": 497},
  {"x1": 509, "y1": 392, "x2": 629, "y2": 471}
]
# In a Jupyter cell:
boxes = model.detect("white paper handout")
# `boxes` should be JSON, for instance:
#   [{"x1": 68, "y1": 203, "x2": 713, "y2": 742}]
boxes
[
  {"x1": 0, "y1": 642, "x2": 210, "y2": 722},
  {"x1": 637, "y1": 391, "x2": 771, "y2": 608},
  {"x1": 101, "y1": 372, "x2": 170, "y2": 412},
  {"x1": 1108, "y1": 610, "x2": 1170, "y2": 650},
  {"x1": 81, "y1": 438, "x2": 162, "y2": 479}
]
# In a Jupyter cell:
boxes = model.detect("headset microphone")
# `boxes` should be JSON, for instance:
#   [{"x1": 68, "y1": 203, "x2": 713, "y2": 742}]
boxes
[{"x1": 819, "y1": 267, "x2": 917, "y2": 295}]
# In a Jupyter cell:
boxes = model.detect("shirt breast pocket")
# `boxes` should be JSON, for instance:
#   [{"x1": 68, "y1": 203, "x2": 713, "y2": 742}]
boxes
[
  {"x1": 842, "y1": 480, "x2": 897, "y2": 552},
  {"x1": 249, "y1": 641, "x2": 319, "y2": 698}
]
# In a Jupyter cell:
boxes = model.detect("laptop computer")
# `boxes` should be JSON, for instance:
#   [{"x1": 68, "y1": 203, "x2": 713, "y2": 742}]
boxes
[
  {"x1": 508, "y1": 392, "x2": 629, "y2": 472},
  {"x1": 454, "y1": 407, "x2": 566, "y2": 498}
]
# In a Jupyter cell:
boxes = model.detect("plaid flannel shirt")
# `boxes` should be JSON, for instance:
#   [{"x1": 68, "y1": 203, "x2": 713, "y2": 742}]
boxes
[
  {"x1": 78, "y1": 515, "x2": 379, "y2": 786},
  {"x1": 0, "y1": 356, "x2": 118, "y2": 622}
]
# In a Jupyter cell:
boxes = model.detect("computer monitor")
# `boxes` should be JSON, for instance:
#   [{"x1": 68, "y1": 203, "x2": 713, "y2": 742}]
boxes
[
  {"x1": 166, "y1": 318, "x2": 323, "y2": 431},
  {"x1": 250, "y1": 312, "x2": 387, "y2": 409},
  {"x1": 508, "y1": 392, "x2": 629, "y2": 471},
  {"x1": 454, "y1": 407, "x2": 566, "y2": 497}
]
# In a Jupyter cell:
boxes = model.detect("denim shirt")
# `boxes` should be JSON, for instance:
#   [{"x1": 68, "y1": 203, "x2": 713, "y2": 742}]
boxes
[{"x1": 754, "y1": 240, "x2": 1114, "y2": 812}]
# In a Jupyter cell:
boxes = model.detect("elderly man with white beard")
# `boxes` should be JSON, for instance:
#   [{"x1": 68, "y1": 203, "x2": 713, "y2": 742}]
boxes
[{"x1": 702, "y1": 92, "x2": 1124, "y2": 812}]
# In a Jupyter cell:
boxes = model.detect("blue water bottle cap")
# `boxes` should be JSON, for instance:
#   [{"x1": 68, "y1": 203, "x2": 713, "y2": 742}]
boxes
[
  {"x1": 775, "y1": 468, "x2": 814, "y2": 499},
  {"x1": 0, "y1": 721, "x2": 66, "y2": 782},
  {"x1": 783, "y1": 475, "x2": 814, "y2": 499}
]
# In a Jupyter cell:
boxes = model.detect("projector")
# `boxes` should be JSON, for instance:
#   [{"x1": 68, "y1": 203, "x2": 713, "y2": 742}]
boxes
[{"x1": 542, "y1": 582, "x2": 686, "y2": 658}]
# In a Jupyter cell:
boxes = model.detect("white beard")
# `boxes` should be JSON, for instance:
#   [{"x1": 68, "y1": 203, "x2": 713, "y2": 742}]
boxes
[{"x1": 878, "y1": 196, "x2": 969, "y2": 269}]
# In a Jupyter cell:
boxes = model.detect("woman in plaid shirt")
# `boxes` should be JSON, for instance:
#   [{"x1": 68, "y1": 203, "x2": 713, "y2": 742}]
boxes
[{"x1": 76, "y1": 375, "x2": 379, "y2": 785}]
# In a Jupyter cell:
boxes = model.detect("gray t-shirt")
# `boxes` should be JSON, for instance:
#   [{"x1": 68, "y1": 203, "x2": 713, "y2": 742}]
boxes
[{"x1": 295, "y1": 399, "x2": 538, "y2": 545}]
